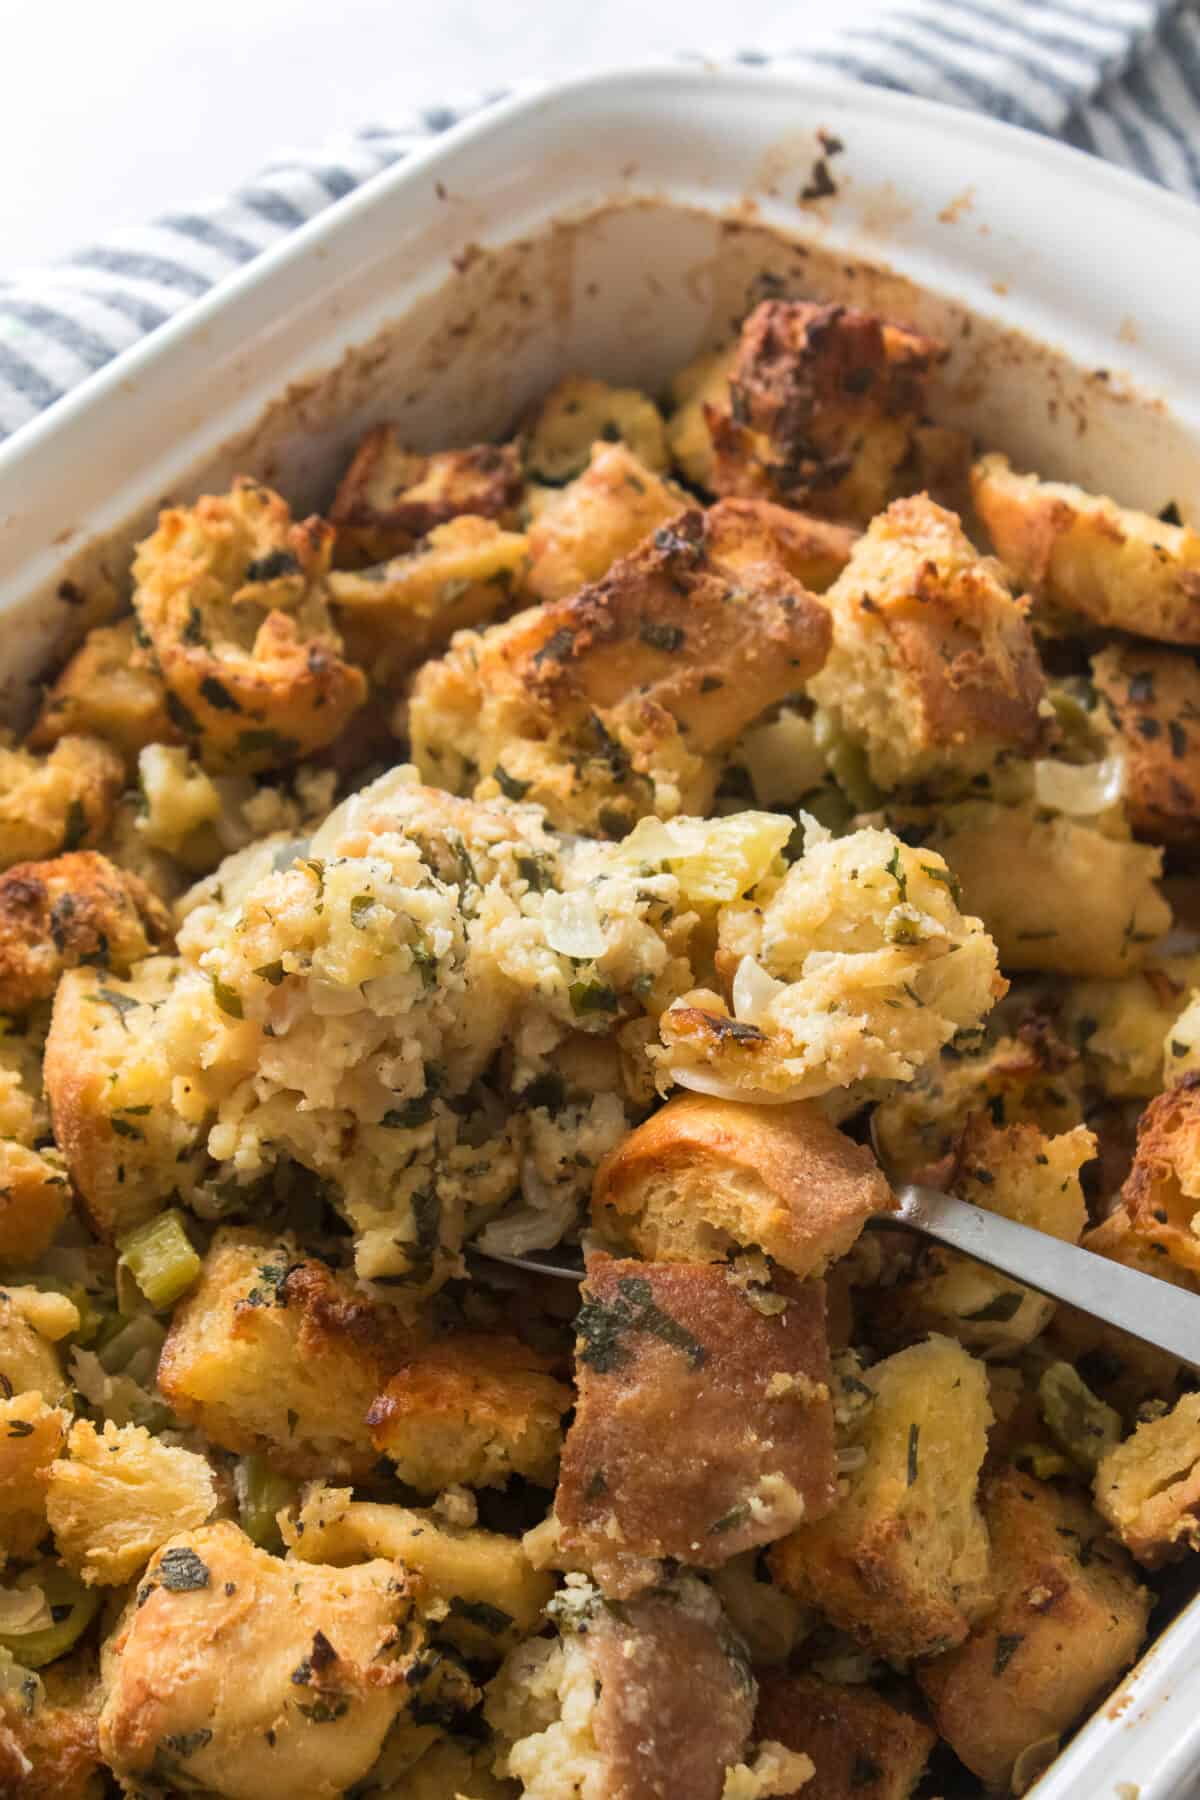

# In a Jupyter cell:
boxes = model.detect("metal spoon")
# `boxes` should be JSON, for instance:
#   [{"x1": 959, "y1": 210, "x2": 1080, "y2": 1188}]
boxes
[{"x1": 470, "y1": 1183, "x2": 1200, "y2": 1373}]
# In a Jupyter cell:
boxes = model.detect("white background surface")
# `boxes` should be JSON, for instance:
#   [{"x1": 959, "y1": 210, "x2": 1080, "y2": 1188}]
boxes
[{"x1": 2, "y1": 0, "x2": 882, "y2": 276}]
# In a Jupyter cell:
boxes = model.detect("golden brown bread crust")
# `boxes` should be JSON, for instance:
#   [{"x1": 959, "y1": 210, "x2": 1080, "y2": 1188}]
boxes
[
  {"x1": 706, "y1": 496, "x2": 857, "y2": 593},
  {"x1": 158, "y1": 1232, "x2": 414, "y2": 1478},
  {"x1": 1095, "y1": 1390, "x2": 1200, "y2": 1567},
  {"x1": 972, "y1": 453, "x2": 1200, "y2": 642},
  {"x1": 29, "y1": 617, "x2": 180, "y2": 765},
  {"x1": 555, "y1": 1255, "x2": 835, "y2": 1593},
  {"x1": 0, "y1": 1138, "x2": 69, "y2": 1266},
  {"x1": 0, "y1": 1391, "x2": 69, "y2": 1563},
  {"x1": 0, "y1": 736, "x2": 125, "y2": 873},
  {"x1": 753, "y1": 1672, "x2": 936, "y2": 1800},
  {"x1": 1120, "y1": 1071, "x2": 1200, "y2": 1272},
  {"x1": 711, "y1": 300, "x2": 947, "y2": 524},
  {"x1": 584, "y1": 1582, "x2": 757, "y2": 1800},
  {"x1": 330, "y1": 430, "x2": 523, "y2": 566},
  {"x1": 411, "y1": 503, "x2": 832, "y2": 835},
  {"x1": 0, "y1": 1657, "x2": 104, "y2": 1800},
  {"x1": 1092, "y1": 643, "x2": 1200, "y2": 844},
  {"x1": 0, "y1": 851, "x2": 170, "y2": 1014},
  {"x1": 591, "y1": 1092, "x2": 893, "y2": 1274},
  {"x1": 132, "y1": 478, "x2": 367, "y2": 772},
  {"x1": 524, "y1": 441, "x2": 686, "y2": 604},
  {"x1": 916, "y1": 1467, "x2": 1151, "y2": 1792},
  {"x1": 366, "y1": 1332, "x2": 571, "y2": 1491}
]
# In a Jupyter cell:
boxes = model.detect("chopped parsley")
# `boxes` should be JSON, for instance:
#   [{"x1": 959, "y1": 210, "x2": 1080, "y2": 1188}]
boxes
[{"x1": 577, "y1": 1274, "x2": 707, "y2": 1374}]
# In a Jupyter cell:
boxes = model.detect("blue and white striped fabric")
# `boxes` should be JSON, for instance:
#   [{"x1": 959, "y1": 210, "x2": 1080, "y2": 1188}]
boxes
[{"x1": 0, "y1": 0, "x2": 1196, "y2": 442}]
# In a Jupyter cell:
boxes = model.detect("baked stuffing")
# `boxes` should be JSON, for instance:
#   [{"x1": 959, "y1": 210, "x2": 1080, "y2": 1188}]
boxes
[{"x1": 0, "y1": 293, "x2": 1193, "y2": 1798}]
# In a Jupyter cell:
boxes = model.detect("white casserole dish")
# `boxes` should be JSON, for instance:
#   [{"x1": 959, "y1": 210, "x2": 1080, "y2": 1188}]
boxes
[{"x1": 1, "y1": 63, "x2": 1199, "y2": 1799}]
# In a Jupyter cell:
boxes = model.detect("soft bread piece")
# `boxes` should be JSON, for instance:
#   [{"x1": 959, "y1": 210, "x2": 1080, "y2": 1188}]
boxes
[
  {"x1": 29, "y1": 617, "x2": 179, "y2": 764},
  {"x1": 0, "y1": 1391, "x2": 69, "y2": 1564},
  {"x1": 0, "y1": 1658, "x2": 104, "y2": 1800},
  {"x1": 0, "y1": 851, "x2": 170, "y2": 1014},
  {"x1": 973, "y1": 453, "x2": 1200, "y2": 642},
  {"x1": 704, "y1": 300, "x2": 946, "y2": 524},
  {"x1": 0, "y1": 736, "x2": 124, "y2": 872},
  {"x1": 366, "y1": 1332, "x2": 571, "y2": 1492},
  {"x1": 158, "y1": 1231, "x2": 412, "y2": 1478},
  {"x1": 1095, "y1": 1391, "x2": 1200, "y2": 1566},
  {"x1": 410, "y1": 503, "x2": 831, "y2": 836},
  {"x1": 1120, "y1": 1071, "x2": 1200, "y2": 1272},
  {"x1": 524, "y1": 442, "x2": 686, "y2": 603},
  {"x1": 591, "y1": 1092, "x2": 893, "y2": 1273},
  {"x1": 46, "y1": 1419, "x2": 218, "y2": 1586},
  {"x1": 769, "y1": 1335, "x2": 993, "y2": 1661},
  {"x1": 0, "y1": 1029, "x2": 70, "y2": 1264},
  {"x1": 522, "y1": 375, "x2": 669, "y2": 483},
  {"x1": 807, "y1": 493, "x2": 1048, "y2": 791},
  {"x1": 917, "y1": 1468, "x2": 1151, "y2": 1792},
  {"x1": 754, "y1": 1671, "x2": 936, "y2": 1800},
  {"x1": 1092, "y1": 643, "x2": 1200, "y2": 844},
  {"x1": 132, "y1": 478, "x2": 366, "y2": 772},
  {"x1": 330, "y1": 429, "x2": 522, "y2": 566},
  {"x1": 98, "y1": 1521, "x2": 428, "y2": 1800},
  {"x1": 555, "y1": 1255, "x2": 835, "y2": 1595}
]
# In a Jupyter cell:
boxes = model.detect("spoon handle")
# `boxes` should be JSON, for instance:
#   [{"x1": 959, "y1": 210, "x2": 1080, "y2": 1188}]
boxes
[{"x1": 893, "y1": 1184, "x2": 1200, "y2": 1374}]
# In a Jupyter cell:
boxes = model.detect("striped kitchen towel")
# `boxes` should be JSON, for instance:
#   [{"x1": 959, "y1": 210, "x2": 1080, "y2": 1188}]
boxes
[{"x1": 0, "y1": 0, "x2": 1196, "y2": 441}]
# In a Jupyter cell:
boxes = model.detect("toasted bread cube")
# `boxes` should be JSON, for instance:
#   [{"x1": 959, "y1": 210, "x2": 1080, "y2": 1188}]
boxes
[
  {"x1": 0, "y1": 1030, "x2": 70, "y2": 1265},
  {"x1": 807, "y1": 494, "x2": 1047, "y2": 792},
  {"x1": 697, "y1": 301, "x2": 945, "y2": 525},
  {"x1": 592, "y1": 1093, "x2": 893, "y2": 1274},
  {"x1": 330, "y1": 429, "x2": 523, "y2": 566},
  {"x1": 877, "y1": 1118, "x2": 1092, "y2": 1355},
  {"x1": 707, "y1": 497, "x2": 857, "y2": 594},
  {"x1": 666, "y1": 343, "x2": 738, "y2": 488},
  {"x1": 754, "y1": 1672, "x2": 936, "y2": 1800},
  {"x1": 1120, "y1": 1073, "x2": 1200, "y2": 1272},
  {"x1": 0, "y1": 1654, "x2": 104, "y2": 1800},
  {"x1": 157, "y1": 1231, "x2": 409, "y2": 1477},
  {"x1": 43, "y1": 958, "x2": 218, "y2": 1241},
  {"x1": 659, "y1": 827, "x2": 1002, "y2": 1104},
  {"x1": 1060, "y1": 952, "x2": 1200, "y2": 1100},
  {"x1": 366, "y1": 1333, "x2": 570, "y2": 1492},
  {"x1": 328, "y1": 515, "x2": 529, "y2": 685},
  {"x1": 1166, "y1": 988, "x2": 1200, "y2": 1086},
  {"x1": 0, "y1": 1391, "x2": 68, "y2": 1563},
  {"x1": 46, "y1": 1418, "x2": 218, "y2": 1586},
  {"x1": 99, "y1": 1520, "x2": 428, "y2": 1800},
  {"x1": 410, "y1": 504, "x2": 831, "y2": 836},
  {"x1": 525, "y1": 443, "x2": 686, "y2": 603},
  {"x1": 917, "y1": 1468, "x2": 1151, "y2": 1791},
  {"x1": 973, "y1": 453, "x2": 1200, "y2": 643},
  {"x1": 914, "y1": 799, "x2": 1171, "y2": 977},
  {"x1": 770, "y1": 1335, "x2": 993, "y2": 1661},
  {"x1": 0, "y1": 850, "x2": 170, "y2": 1014},
  {"x1": 29, "y1": 617, "x2": 179, "y2": 765},
  {"x1": 487, "y1": 1573, "x2": 757, "y2": 1800},
  {"x1": 1093, "y1": 644, "x2": 1200, "y2": 843},
  {"x1": 0, "y1": 736, "x2": 124, "y2": 872},
  {"x1": 1095, "y1": 1391, "x2": 1200, "y2": 1566},
  {"x1": 282, "y1": 1483, "x2": 553, "y2": 1658},
  {"x1": 523, "y1": 376, "x2": 669, "y2": 485},
  {"x1": 132, "y1": 478, "x2": 366, "y2": 772},
  {"x1": 872, "y1": 1026, "x2": 1085, "y2": 1179},
  {"x1": 555, "y1": 1256, "x2": 835, "y2": 1594}
]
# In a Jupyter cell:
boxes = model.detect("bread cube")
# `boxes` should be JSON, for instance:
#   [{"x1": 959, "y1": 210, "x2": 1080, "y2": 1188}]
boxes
[
  {"x1": 1092, "y1": 644, "x2": 1200, "y2": 844},
  {"x1": 769, "y1": 1335, "x2": 993, "y2": 1660},
  {"x1": 705, "y1": 497, "x2": 857, "y2": 594},
  {"x1": 1095, "y1": 1391, "x2": 1200, "y2": 1566},
  {"x1": 877, "y1": 1118, "x2": 1092, "y2": 1355},
  {"x1": 702, "y1": 300, "x2": 946, "y2": 524},
  {"x1": 555, "y1": 1256, "x2": 835, "y2": 1594},
  {"x1": 366, "y1": 1332, "x2": 570, "y2": 1492},
  {"x1": 98, "y1": 1520, "x2": 428, "y2": 1800},
  {"x1": 0, "y1": 1655, "x2": 104, "y2": 1800},
  {"x1": 525, "y1": 442, "x2": 686, "y2": 603},
  {"x1": 1121, "y1": 1072, "x2": 1200, "y2": 1272},
  {"x1": 329, "y1": 514, "x2": 529, "y2": 685},
  {"x1": 523, "y1": 376, "x2": 669, "y2": 484},
  {"x1": 0, "y1": 850, "x2": 170, "y2": 1014},
  {"x1": 973, "y1": 453, "x2": 1200, "y2": 643},
  {"x1": 281, "y1": 1483, "x2": 553, "y2": 1658},
  {"x1": 132, "y1": 478, "x2": 366, "y2": 772},
  {"x1": 46, "y1": 1418, "x2": 218, "y2": 1585},
  {"x1": 912, "y1": 799, "x2": 1171, "y2": 977},
  {"x1": 917, "y1": 1468, "x2": 1151, "y2": 1791},
  {"x1": 157, "y1": 1230, "x2": 410, "y2": 1477},
  {"x1": 592, "y1": 1092, "x2": 893, "y2": 1274},
  {"x1": 754, "y1": 1671, "x2": 936, "y2": 1800},
  {"x1": 330, "y1": 428, "x2": 522, "y2": 566},
  {"x1": 410, "y1": 503, "x2": 831, "y2": 836},
  {"x1": 29, "y1": 617, "x2": 179, "y2": 765},
  {"x1": 486, "y1": 1573, "x2": 757, "y2": 1800},
  {"x1": 0, "y1": 736, "x2": 124, "y2": 872},
  {"x1": 0, "y1": 1029, "x2": 70, "y2": 1264},
  {"x1": 0, "y1": 1391, "x2": 68, "y2": 1563},
  {"x1": 807, "y1": 494, "x2": 1047, "y2": 792},
  {"x1": 666, "y1": 342, "x2": 738, "y2": 487},
  {"x1": 1060, "y1": 952, "x2": 1200, "y2": 1099}
]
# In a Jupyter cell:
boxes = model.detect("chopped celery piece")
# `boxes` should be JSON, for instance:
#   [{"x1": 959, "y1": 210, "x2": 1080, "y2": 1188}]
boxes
[
  {"x1": 117, "y1": 1210, "x2": 201, "y2": 1312},
  {"x1": 235, "y1": 1454, "x2": 299, "y2": 1552},
  {"x1": 1038, "y1": 1362, "x2": 1122, "y2": 1474},
  {"x1": 0, "y1": 1563, "x2": 100, "y2": 1669},
  {"x1": 1013, "y1": 1440, "x2": 1073, "y2": 1481}
]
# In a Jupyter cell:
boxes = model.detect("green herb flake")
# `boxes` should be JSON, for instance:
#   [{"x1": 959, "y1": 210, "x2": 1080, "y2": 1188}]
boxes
[
  {"x1": 61, "y1": 797, "x2": 88, "y2": 853},
  {"x1": 255, "y1": 960, "x2": 287, "y2": 986},
  {"x1": 110, "y1": 1117, "x2": 145, "y2": 1140},
  {"x1": 93, "y1": 987, "x2": 141, "y2": 1027},
  {"x1": 963, "y1": 1289, "x2": 1025, "y2": 1323},
  {"x1": 210, "y1": 975, "x2": 244, "y2": 1020},
  {"x1": 993, "y1": 1631, "x2": 1024, "y2": 1676},
  {"x1": 885, "y1": 846, "x2": 908, "y2": 903},
  {"x1": 163, "y1": 1728, "x2": 213, "y2": 1758},
  {"x1": 493, "y1": 764, "x2": 531, "y2": 801},
  {"x1": 199, "y1": 674, "x2": 242, "y2": 713},
  {"x1": 577, "y1": 1274, "x2": 707, "y2": 1374},
  {"x1": 236, "y1": 728, "x2": 301, "y2": 760},
  {"x1": 380, "y1": 1095, "x2": 435, "y2": 1129},
  {"x1": 906, "y1": 1421, "x2": 920, "y2": 1486},
  {"x1": 569, "y1": 980, "x2": 620, "y2": 1017},
  {"x1": 349, "y1": 895, "x2": 375, "y2": 930},
  {"x1": 639, "y1": 620, "x2": 685, "y2": 653},
  {"x1": 158, "y1": 1547, "x2": 210, "y2": 1592},
  {"x1": 447, "y1": 1596, "x2": 514, "y2": 1635},
  {"x1": 708, "y1": 1502, "x2": 751, "y2": 1536}
]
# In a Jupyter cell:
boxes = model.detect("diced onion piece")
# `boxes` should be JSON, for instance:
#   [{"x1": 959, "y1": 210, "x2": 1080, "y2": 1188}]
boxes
[
  {"x1": 615, "y1": 811, "x2": 792, "y2": 906},
  {"x1": 0, "y1": 1588, "x2": 51, "y2": 1636},
  {"x1": 542, "y1": 890, "x2": 607, "y2": 960},
  {"x1": 1033, "y1": 753, "x2": 1125, "y2": 816},
  {"x1": 731, "y1": 955, "x2": 788, "y2": 1027}
]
